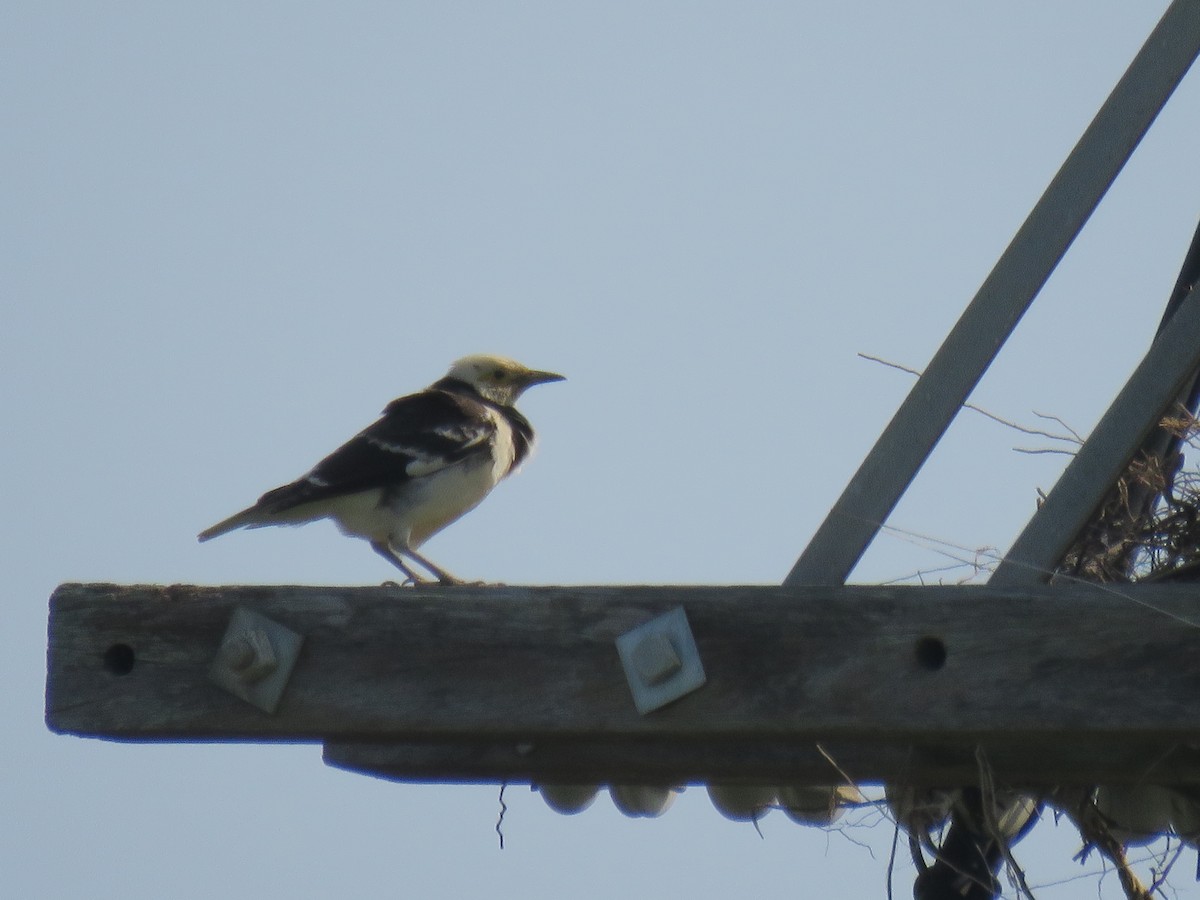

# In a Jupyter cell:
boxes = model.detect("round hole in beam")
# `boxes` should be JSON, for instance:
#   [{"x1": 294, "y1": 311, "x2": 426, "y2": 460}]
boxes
[
  {"x1": 914, "y1": 636, "x2": 947, "y2": 671},
  {"x1": 103, "y1": 644, "x2": 136, "y2": 676}
]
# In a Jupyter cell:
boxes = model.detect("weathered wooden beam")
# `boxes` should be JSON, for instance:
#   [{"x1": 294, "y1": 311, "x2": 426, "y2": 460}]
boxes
[
  {"x1": 322, "y1": 738, "x2": 1200, "y2": 787},
  {"x1": 45, "y1": 582, "x2": 1200, "y2": 785}
]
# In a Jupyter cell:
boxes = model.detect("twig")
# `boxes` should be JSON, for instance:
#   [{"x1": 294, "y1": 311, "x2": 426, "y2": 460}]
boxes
[
  {"x1": 1057, "y1": 789, "x2": 1153, "y2": 900},
  {"x1": 858, "y1": 352, "x2": 1083, "y2": 444},
  {"x1": 1032, "y1": 411, "x2": 1085, "y2": 443},
  {"x1": 816, "y1": 743, "x2": 866, "y2": 807},
  {"x1": 1013, "y1": 447, "x2": 1078, "y2": 456},
  {"x1": 1146, "y1": 838, "x2": 1185, "y2": 897},
  {"x1": 886, "y1": 816, "x2": 899, "y2": 900},
  {"x1": 974, "y1": 746, "x2": 1037, "y2": 900}
]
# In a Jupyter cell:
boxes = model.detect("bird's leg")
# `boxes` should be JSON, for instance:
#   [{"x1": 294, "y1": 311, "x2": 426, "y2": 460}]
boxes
[
  {"x1": 371, "y1": 540, "x2": 426, "y2": 585},
  {"x1": 404, "y1": 548, "x2": 468, "y2": 586}
]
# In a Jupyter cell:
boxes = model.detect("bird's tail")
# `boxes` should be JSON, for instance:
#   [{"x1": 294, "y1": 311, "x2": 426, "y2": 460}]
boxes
[
  {"x1": 199, "y1": 479, "x2": 319, "y2": 542},
  {"x1": 198, "y1": 506, "x2": 264, "y2": 542}
]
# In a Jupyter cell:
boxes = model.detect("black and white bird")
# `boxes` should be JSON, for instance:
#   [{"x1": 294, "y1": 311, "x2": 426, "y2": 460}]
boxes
[{"x1": 198, "y1": 354, "x2": 564, "y2": 584}]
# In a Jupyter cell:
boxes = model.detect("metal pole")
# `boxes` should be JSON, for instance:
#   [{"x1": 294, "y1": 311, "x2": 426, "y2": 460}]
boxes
[{"x1": 787, "y1": 0, "x2": 1200, "y2": 586}]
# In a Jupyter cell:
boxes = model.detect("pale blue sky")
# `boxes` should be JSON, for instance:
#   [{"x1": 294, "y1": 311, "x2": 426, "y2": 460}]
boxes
[{"x1": 5, "y1": 3, "x2": 1200, "y2": 897}]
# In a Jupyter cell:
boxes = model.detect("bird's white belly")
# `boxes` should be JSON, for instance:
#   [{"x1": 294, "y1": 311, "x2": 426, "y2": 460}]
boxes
[
  {"x1": 397, "y1": 457, "x2": 503, "y2": 548},
  {"x1": 327, "y1": 413, "x2": 516, "y2": 549},
  {"x1": 311, "y1": 488, "x2": 392, "y2": 541}
]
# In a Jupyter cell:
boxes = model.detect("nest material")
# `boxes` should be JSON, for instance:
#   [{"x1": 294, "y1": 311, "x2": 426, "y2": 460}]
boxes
[
  {"x1": 1050, "y1": 410, "x2": 1200, "y2": 897},
  {"x1": 1057, "y1": 412, "x2": 1200, "y2": 584}
]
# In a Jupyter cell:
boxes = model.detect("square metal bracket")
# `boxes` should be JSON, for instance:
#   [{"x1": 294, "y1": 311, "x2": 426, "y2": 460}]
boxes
[
  {"x1": 615, "y1": 606, "x2": 706, "y2": 714},
  {"x1": 208, "y1": 607, "x2": 304, "y2": 714}
]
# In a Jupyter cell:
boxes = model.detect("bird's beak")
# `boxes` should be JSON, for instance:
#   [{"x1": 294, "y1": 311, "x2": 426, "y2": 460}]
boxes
[{"x1": 524, "y1": 369, "x2": 566, "y2": 386}]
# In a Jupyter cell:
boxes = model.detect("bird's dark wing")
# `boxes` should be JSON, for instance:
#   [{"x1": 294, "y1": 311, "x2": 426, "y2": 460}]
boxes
[{"x1": 254, "y1": 390, "x2": 497, "y2": 514}]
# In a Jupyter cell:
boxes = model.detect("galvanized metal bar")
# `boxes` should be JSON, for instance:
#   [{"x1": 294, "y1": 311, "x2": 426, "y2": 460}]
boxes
[
  {"x1": 989, "y1": 282, "x2": 1200, "y2": 586},
  {"x1": 787, "y1": 0, "x2": 1200, "y2": 586}
]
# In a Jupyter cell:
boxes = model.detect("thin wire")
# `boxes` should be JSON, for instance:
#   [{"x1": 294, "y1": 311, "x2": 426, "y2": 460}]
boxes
[
  {"x1": 868, "y1": 519, "x2": 1200, "y2": 631},
  {"x1": 495, "y1": 782, "x2": 508, "y2": 850}
]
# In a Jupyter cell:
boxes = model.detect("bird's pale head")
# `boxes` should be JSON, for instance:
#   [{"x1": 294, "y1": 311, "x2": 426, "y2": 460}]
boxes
[{"x1": 445, "y1": 354, "x2": 565, "y2": 406}]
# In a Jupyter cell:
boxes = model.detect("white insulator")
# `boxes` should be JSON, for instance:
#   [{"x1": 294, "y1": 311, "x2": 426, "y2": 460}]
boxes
[
  {"x1": 536, "y1": 783, "x2": 600, "y2": 815},
  {"x1": 1095, "y1": 785, "x2": 1177, "y2": 846},
  {"x1": 778, "y1": 784, "x2": 861, "y2": 826},
  {"x1": 706, "y1": 783, "x2": 776, "y2": 822},
  {"x1": 1169, "y1": 789, "x2": 1200, "y2": 845},
  {"x1": 609, "y1": 784, "x2": 678, "y2": 818}
]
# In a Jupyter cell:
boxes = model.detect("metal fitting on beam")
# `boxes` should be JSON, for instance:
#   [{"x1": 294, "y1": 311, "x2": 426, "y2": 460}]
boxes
[
  {"x1": 208, "y1": 607, "x2": 303, "y2": 714},
  {"x1": 615, "y1": 606, "x2": 705, "y2": 714}
]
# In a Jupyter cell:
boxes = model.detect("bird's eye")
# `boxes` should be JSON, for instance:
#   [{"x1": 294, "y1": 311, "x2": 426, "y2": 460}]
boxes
[{"x1": 493, "y1": 368, "x2": 506, "y2": 380}]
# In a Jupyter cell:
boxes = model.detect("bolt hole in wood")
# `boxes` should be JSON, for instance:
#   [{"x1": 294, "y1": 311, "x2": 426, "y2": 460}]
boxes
[
  {"x1": 914, "y1": 636, "x2": 947, "y2": 671},
  {"x1": 103, "y1": 643, "x2": 135, "y2": 675}
]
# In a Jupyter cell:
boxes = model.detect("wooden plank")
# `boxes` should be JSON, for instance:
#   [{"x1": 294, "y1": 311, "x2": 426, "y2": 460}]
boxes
[
  {"x1": 786, "y1": 0, "x2": 1200, "y2": 587},
  {"x1": 46, "y1": 583, "x2": 1200, "y2": 749},
  {"x1": 322, "y1": 738, "x2": 1200, "y2": 787},
  {"x1": 990, "y1": 283, "x2": 1200, "y2": 586}
]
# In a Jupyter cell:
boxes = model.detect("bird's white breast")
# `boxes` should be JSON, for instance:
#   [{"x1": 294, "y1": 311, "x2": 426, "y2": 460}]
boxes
[
  {"x1": 400, "y1": 409, "x2": 516, "y2": 547},
  {"x1": 327, "y1": 408, "x2": 518, "y2": 549}
]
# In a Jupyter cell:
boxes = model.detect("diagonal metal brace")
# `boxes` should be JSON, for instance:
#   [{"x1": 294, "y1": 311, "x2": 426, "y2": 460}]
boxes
[
  {"x1": 787, "y1": 0, "x2": 1200, "y2": 587},
  {"x1": 991, "y1": 280, "x2": 1200, "y2": 586}
]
